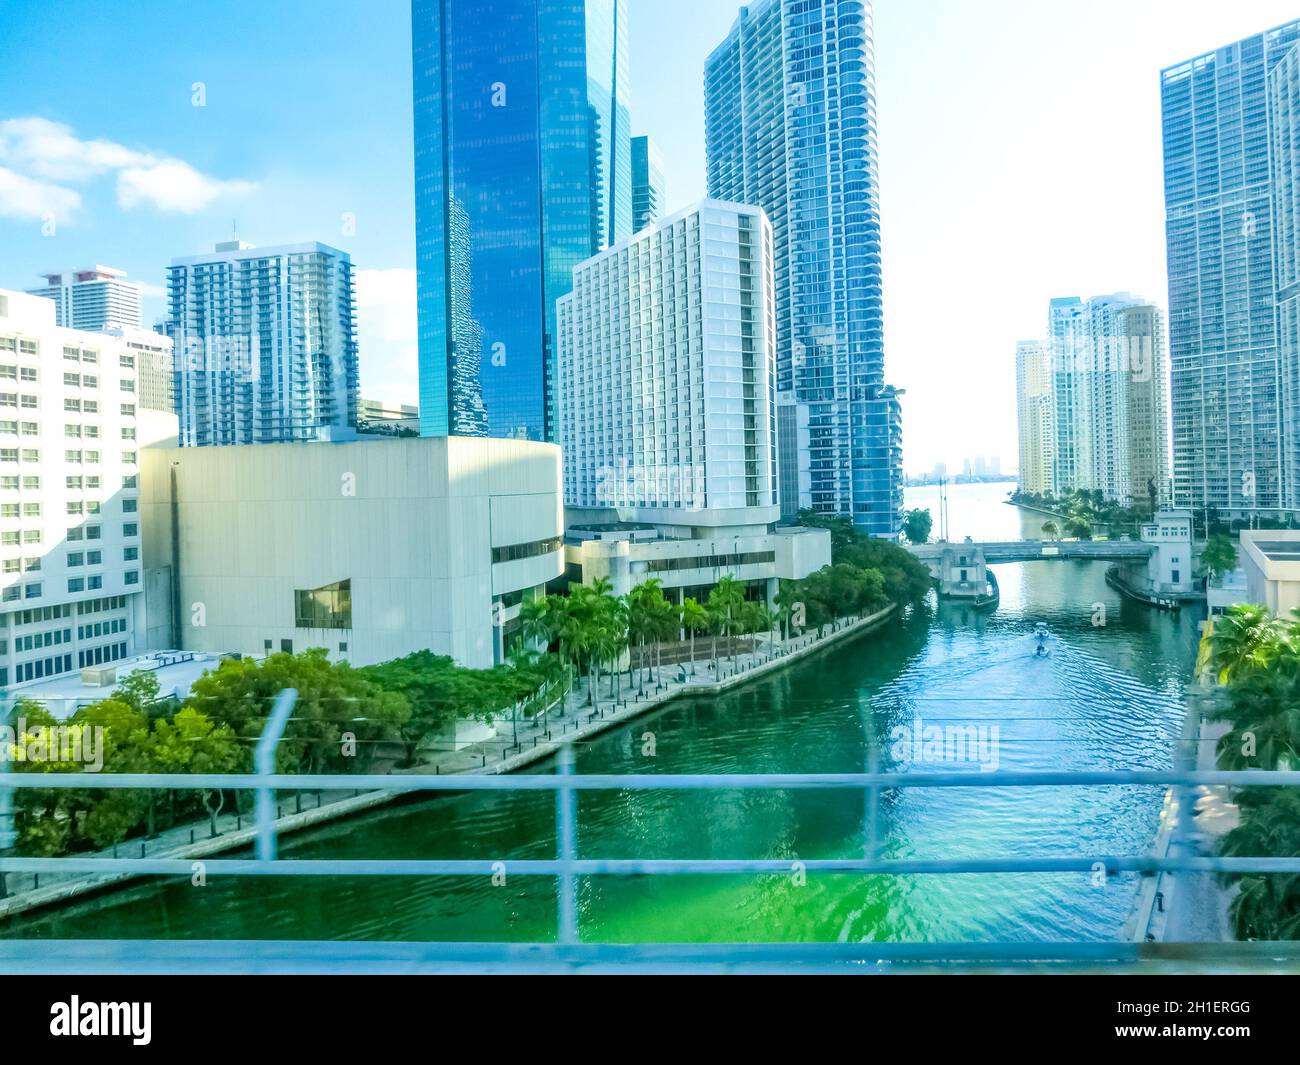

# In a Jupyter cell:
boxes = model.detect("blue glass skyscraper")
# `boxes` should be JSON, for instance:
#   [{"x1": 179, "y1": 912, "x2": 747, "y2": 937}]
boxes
[
  {"x1": 413, "y1": 0, "x2": 631, "y2": 441},
  {"x1": 704, "y1": 0, "x2": 901, "y2": 536},
  {"x1": 1161, "y1": 20, "x2": 1300, "y2": 522}
]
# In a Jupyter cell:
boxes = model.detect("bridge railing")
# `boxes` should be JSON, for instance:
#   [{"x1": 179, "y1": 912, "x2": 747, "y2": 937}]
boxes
[{"x1": 4, "y1": 750, "x2": 1300, "y2": 971}]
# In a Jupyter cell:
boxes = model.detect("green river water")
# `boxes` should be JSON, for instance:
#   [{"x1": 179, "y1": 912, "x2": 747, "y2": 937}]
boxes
[{"x1": 8, "y1": 482, "x2": 1204, "y2": 944}]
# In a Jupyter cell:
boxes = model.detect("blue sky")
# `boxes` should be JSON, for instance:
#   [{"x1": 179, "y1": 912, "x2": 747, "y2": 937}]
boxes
[{"x1": 3, "y1": 1, "x2": 1300, "y2": 473}]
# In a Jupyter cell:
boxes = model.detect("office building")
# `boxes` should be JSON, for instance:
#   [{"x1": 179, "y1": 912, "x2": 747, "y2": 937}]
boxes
[
  {"x1": 141, "y1": 436, "x2": 563, "y2": 669},
  {"x1": 167, "y1": 240, "x2": 358, "y2": 448},
  {"x1": 1161, "y1": 20, "x2": 1300, "y2": 522},
  {"x1": 413, "y1": 0, "x2": 632, "y2": 442},
  {"x1": 27, "y1": 267, "x2": 142, "y2": 332},
  {"x1": 0, "y1": 290, "x2": 179, "y2": 691},
  {"x1": 556, "y1": 200, "x2": 830, "y2": 604},
  {"x1": 631, "y1": 135, "x2": 665, "y2": 231},
  {"x1": 705, "y1": 0, "x2": 902, "y2": 536}
]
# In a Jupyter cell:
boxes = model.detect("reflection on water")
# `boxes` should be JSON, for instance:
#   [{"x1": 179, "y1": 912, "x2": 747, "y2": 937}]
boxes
[{"x1": 7, "y1": 483, "x2": 1204, "y2": 945}]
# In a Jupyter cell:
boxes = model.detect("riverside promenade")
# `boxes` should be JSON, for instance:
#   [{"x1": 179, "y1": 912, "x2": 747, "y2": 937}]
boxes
[{"x1": 0, "y1": 604, "x2": 897, "y2": 921}]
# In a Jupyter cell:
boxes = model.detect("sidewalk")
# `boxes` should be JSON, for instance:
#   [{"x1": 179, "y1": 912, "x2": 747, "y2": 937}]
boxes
[{"x1": 0, "y1": 606, "x2": 897, "y2": 921}]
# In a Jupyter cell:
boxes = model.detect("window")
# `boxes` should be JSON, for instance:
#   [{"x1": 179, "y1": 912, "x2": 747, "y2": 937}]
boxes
[
  {"x1": 123, "y1": 522, "x2": 138, "y2": 537},
  {"x1": 122, "y1": 499, "x2": 137, "y2": 513},
  {"x1": 87, "y1": 575, "x2": 102, "y2": 590},
  {"x1": 24, "y1": 583, "x2": 40, "y2": 599},
  {"x1": 490, "y1": 537, "x2": 564, "y2": 565},
  {"x1": 67, "y1": 552, "x2": 83, "y2": 567},
  {"x1": 123, "y1": 546, "x2": 138, "y2": 561},
  {"x1": 86, "y1": 550, "x2": 101, "y2": 565},
  {"x1": 124, "y1": 570, "x2": 138, "y2": 586},
  {"x1": 294, "y1": 579, "x2": 352, "y2": 630},
  {"x1": 281, "y1": 639, "x2": 293, "y2": 654},
  {"x1": 67, "y1": 578, "x2": 84, "y2": 593}
]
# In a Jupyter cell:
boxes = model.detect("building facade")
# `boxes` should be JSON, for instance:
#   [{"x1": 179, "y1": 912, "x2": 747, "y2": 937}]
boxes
[
  {"x1": 1161, "y1": 20, "x2": 1300, "y2": 523},
  {"x1": 1014, "y1": 341, "x2": 1053, "y2": 496},
  {"x1": 27, "y1": 267, "x2": 142, "y2": 332},
  {"x1": 631, "y1": 134, "x2": 665, "y2": 231},
  {"x1": 1022, "y1": 294, "x2": 1170, "y2": 507},
  {"x1": 556, "y1": 200, "x2": 829, "y2": 604},
  {"x1": 167, "y1": 241, "x2": 358, "y2": 448},
  {"x1": 413, "y1": 0, "x2": 632, "y2": 443},
  {"x1": 0, "y1": 290, "x2": 178, "y2": 691},
  {"x1": 141, "y1": 436, "x2": 564, "y2": 670},
  {"x1": 1270, "y1": 40, "x2": 1300, "y2": 512},
  {"x1": 704, "y1": 0, "x2": 902, "y2": 536}
]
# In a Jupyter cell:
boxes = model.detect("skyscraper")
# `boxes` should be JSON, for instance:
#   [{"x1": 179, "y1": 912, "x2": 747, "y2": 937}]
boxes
[
  {"x1": 1269, "y1": 40, "x2": 1300, "y2": 511},
  {"x1": 1161, "y1": 20, "x2": 1300, "y2": 524},
  {"x1": 705, "y1": 0, "x2": 901, "y2": 537},
  {"x1": 27, "y1": 267, "x2": 142, "y2": 331},
  {"x1": 1015, "y1": 341, "x2": 1053, "y2": 496},
  {"x1": 167, "y1": 241, "x2": 358, "y2": 448},
  {"x1": 1023, "y1": 294, "x2": 1170, "y2": 507},
  {"x1": 631, "y1": 135, "x2": 665, "y2": 231},
  {"x1": 557, "y1": 200, "x2": 777, "y2": 518},
  {"x1": 412, "y1": 0, "x2": 632, "y2": 443}
]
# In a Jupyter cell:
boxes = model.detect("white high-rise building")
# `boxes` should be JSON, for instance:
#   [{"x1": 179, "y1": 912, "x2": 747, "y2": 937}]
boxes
[
  {"x1": 27, "y1": 267, "x2": 143, "y2": 332},
  {"x1": 1023, "y1": 294, "x2": 1170, "y2": 507},
  {"x1": 1015, "y1": 341, "x2": 1053, "y2": 496},
  {"x1": 556, "y1": 200, "x2": 830, "y2": 603},
  {"x1": 167, "y1": 240, "x2": 358, "y2": 447},
  {"x1": 0, "y1": 290, "x2": 178, "y2": 690}
]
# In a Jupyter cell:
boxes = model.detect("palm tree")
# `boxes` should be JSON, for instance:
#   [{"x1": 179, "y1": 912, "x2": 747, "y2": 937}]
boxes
[
  {"x1": 710, "y1": 577, "x2": 746, "y2": 668},
  {"x1": 1040, "y1": 520, "x2": 1059, "y2": 542},
  {"x1": 1210, "y1": 604, "x2": 1284, "y2": 684},
  {"x1": 680, "y1": 597, "x2": 708, "y2": 674},
  {"x1": 1219, "y1": 789, "x2": 1300, "y2": 940},
  {"x1": 518, "y1": 595, "x2": 552, "y2": 652},
  {"x1": 774, "y1": 582, "x2": 801, "y2": 643}
]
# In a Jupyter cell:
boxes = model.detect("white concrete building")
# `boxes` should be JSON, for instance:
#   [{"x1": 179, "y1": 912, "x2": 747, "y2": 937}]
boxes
[
  {"x1": 1239, "y1": 530, "x2": 1300, "y2": 616},
  {"x1": 0, "y1": 290, "x2": 178, "y2": 691},
  {"x1": 141, "y1": 436, "x2": 563, "y2": 669},
  {"x1": 167, "y1": 240, "x2": 359, "y2": 448},
  {"x1": 556, "y1": 199, "x2": 829, "y2": 602},
  {"x1": 27, "y1": 266, "x2": 143, "y2": 332}
]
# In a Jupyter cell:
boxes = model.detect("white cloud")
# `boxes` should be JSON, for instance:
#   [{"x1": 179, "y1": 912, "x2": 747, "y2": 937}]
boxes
[
  {"x1": 117, "y1": 159, "x2": 255, "y2": 214},
  {"x1": 355, "y1": 268, "x2": 419, "y2": 406},
  {"x1": 0, "y1": 116, "x2": 254, "y2": 219},
  {"x1": 0, "y1": 166, "x2": 80, "y2": 223},
  {"x1": 0, "y1": 117, "x2": 150, "y2": 181}
]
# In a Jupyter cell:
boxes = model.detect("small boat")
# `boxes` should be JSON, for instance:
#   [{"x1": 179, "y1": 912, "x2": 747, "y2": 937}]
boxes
[{"x1": 1033, "y1": 623, "x2": 1050, "y2": 657}]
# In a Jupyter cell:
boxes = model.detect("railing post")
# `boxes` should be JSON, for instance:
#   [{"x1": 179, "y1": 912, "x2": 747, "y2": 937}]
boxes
[
  {"x1": 556, "y1": 743, "x2": 577, "y2": 944},
  {"x1": 255, "y1": 689, "x2": 298, "y2": 864},
  {"x1": 865, "y1": 730, "x2": 882, "y2": 862}
]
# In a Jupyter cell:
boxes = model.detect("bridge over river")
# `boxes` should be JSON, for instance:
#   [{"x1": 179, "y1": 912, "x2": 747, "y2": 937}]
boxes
[{"x1": 906, "y1": 538, "x2": 1168, "y2": 604}]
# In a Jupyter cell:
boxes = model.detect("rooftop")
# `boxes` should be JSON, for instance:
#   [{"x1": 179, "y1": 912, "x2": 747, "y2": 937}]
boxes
[{"x1": 6, "y1": 650, "x2": 232, "y2": 721}]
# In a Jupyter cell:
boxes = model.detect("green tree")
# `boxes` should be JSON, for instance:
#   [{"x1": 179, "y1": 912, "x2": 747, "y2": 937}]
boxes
[
  {"x1": 679, "y1": 597, "x2": 708, "y2": 674},
  {"x1": 188, "y1": 649, "x2": 409, "y2": 774},
  {"x1": 1201, "y1": 534, "x2": 1239, "y2": 584},
  {"x1": 1041, "y1": 520, "x2": 1059, "y2": 541},
  {"x1": 902, "y1": 508, "x2": 933, "y2": 545},
  {"x1": 1219, "y1": 788, "x2": 1300, "y2": 940},
  {"x1": 1209, "y1": 604, "x2": 1284, "y2": 685}
]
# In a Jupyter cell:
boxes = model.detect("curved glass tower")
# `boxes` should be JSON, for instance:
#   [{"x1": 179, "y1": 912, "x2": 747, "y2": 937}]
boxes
[
  {"x1": 413, "y1": 0, "x2": 631, "y2": 442},
  {"x1": 704, "y1": 0, "x2": 901, "y2": 536}
]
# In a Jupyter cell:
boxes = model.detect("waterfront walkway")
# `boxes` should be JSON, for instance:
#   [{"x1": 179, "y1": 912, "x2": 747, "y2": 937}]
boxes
[{"x1": 0, "y1": 606, "x2": 896, "y2": 921}]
